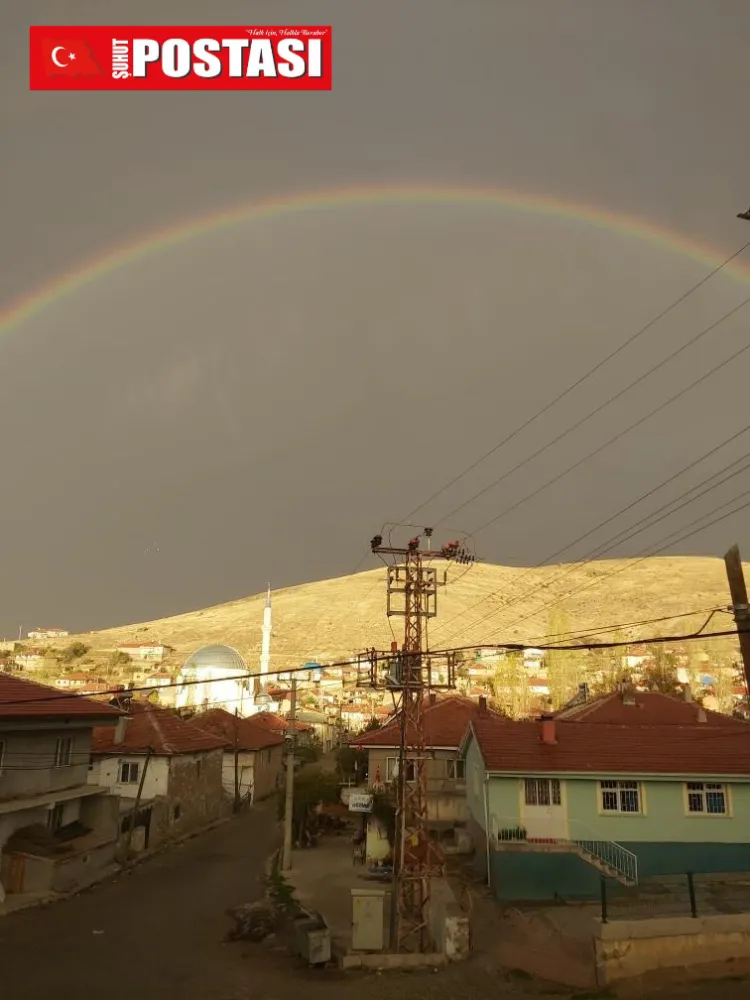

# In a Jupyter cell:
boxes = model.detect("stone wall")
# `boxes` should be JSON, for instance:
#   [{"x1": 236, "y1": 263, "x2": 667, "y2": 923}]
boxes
[
  {"x1": 595, "y1": 913, "x2": 750, "y2": 985},
  {"x1": 166, "y1": 749, "x2": 224, "y2": 838}
]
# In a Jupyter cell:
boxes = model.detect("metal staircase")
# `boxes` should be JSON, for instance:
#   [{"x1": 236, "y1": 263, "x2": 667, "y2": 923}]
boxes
[{"x1": 568, "y1": 836, "x2": 638, "y2": 886}]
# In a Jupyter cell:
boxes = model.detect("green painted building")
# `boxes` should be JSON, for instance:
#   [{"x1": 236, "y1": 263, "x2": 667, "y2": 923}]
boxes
[{"x1": 460, "y1": 690, "x2": 750, "y2": 901}]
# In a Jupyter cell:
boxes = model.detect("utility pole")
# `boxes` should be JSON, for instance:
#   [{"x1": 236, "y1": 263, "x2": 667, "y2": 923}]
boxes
[
  {"x1": 724, "y1": 544, "x2": 750, "y2": 696},
  {"x1": 281, "y1": 676, "x2": 298, "y2": 871},
  {"x1": 369, "y1": 530, "x2": 474, "y2": 953},
  {"x1": 233, "y1": 709, "x2": 241, "y2": 813},
  {"x1": 123, "y1": 746, "x2": 153, "y2": 858}
]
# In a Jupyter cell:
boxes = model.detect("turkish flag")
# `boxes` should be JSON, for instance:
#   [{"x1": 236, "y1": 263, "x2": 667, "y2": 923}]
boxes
[{"x1": 40, "y1": 38, "x2": 101, "y2": 77}]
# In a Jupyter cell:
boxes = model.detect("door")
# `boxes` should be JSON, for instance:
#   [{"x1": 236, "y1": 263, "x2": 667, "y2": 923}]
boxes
[
  {"x1": 7, "y1": 854, "x2": 26, "y2": 894},
  {"x1": 521, "y1": 778, "x2": 567, "y2": 841}
]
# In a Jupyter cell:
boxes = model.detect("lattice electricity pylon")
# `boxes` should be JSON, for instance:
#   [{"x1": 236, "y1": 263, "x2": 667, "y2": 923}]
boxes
[{"x1": 365, "y1": 527, "x2": 476, "y2": 953}]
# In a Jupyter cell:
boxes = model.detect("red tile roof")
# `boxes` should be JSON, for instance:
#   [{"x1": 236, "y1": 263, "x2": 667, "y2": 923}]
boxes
[
  {"x1": 0, "y1": 674, "x2": 121, "y2": 721},
  {"x1": 194, "y1": 709, "x2": 285, "y2": 751},
  {"x1": 351, "y1": 695, "x2": 503, "y2": 749},
  {"x1": 252, "y1": 711, "x2": 311, "y2": 733},
  {"x1": 92, "y1": 702, "x2": 226, "y2": 755},
  {"x1": 556, "y1": 691, "x2": 747, "y2": 727},
  {"x1": 469, "y1": 715, "x2": 750, "y2": 776}
]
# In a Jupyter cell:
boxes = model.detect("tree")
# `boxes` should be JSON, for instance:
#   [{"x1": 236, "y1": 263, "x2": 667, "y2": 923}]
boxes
[
  {"x1": 60, "y1": 642, "x2": 90, "y2": 664},
  {"x1": 544, "y1": 608, "x2": 581, "y2": 709},
  {"x1": 490, "y1": 651, "x2": 530, "y2": 718},
  {"x1": 277, "y1": 767, "x2": 340, "y2": 845},
  {"x1": 640, "y1": 646, "x2": 681, "y2": 695},
  {"x1": 335, "y1": 743, "x2": 368, "y2": 783},
  {"x1": 588, "y1": 630, "x2": 628, "y2": 696},
  {"x1": 362, "y1": 717, "x2": 382, "y2": 733},
  {"x1": 108, "y1": 650, "x2": 132, "y2": 670}
]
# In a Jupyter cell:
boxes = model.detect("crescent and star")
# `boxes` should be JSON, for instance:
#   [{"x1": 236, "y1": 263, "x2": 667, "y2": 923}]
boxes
[{"x1": 51, "y1": 46, "x2": 75, "y2": 68}]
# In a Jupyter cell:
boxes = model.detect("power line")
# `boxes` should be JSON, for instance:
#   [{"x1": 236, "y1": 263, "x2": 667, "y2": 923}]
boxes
[
  {"x1": 404, "y1": 240, "x2": 750, "y2": 524},
  {"x1": 435, "y1": 444, "x2": 750, "y2": 642},
  {"x1": 483, "y1": 490, "x2": 750, "y2": 642},
  {"x1": 468, "y1": 302, "x2": 750, "y2": 539}
]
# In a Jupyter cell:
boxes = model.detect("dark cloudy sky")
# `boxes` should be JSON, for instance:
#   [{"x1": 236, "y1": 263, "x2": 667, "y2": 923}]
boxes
[{"x1": 1, "y1": 1, "x2": 750, "y2": 637}]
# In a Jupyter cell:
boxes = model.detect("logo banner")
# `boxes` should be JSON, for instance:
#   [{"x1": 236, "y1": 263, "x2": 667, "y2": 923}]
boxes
[{"x1": 29, "y1": 26, "x2": 332, "y2": 91}]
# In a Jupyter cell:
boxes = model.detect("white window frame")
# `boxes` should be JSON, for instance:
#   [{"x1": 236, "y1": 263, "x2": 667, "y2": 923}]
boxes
[
  {"x1": 446, "y1": 758, "x2": 466, "y2": 781},
  {"x1": 54, "y1": 736, "x2": 73, "y2": 767},
  {"x1": 386, "y1": 756, "x2": 416, "y2": 782},
  {"x1": 600, "y1": 780, "x2": 641, "y2": 814},
  {"x1": 685, "y1": 781, "x2": 729, "y2": 816},
  {"x1": 524, "y1": 778, "x2": 562, "y2": 806},
  {"x1": 118, "y1": 761, "x2": 140, "y2": 784},
  {"x1": 47, "y1": 802, "x2": 65, "y2": 832}
]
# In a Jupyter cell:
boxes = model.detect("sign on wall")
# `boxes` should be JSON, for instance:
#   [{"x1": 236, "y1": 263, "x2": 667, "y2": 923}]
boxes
[{"x1": 348, "y1": 793, "x2": 373, "y2": 813}]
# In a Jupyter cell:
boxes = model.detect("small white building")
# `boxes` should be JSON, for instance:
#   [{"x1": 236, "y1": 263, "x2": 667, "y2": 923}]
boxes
[
  {"x1": 27, "y1": 628, "x2": 69, "y2": 640},
  {"x1": 116, "y1": 643, "x2": 169, "y2": 661}
]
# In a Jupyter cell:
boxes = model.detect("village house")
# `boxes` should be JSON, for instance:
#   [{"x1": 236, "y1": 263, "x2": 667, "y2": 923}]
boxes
[
  {"x1": 460, "y1": 688, "x2": 750, "y2": 902},
  {"x1": 294, "y1": 709, "x2": 339, "y2": 752},
  {"x1": 351, "y1": 694, "x2": 504, "y2": 861},
  {"x1": 54, "y1": 672, "x2": 100, "y2": 690},
  {"x1": 194, "y1": 709, "x2": 285, "y2": 803},
  {"x1": 27, "y1": 629, "x2": 69, "y2": 640},
  {"x1": 13, "y1": 650, "x2": 46, "y2": 672},
  {"x1": 116, "y1": 642, "x2": 170, "y2": 661},
  {"x1": 0, "y1": 674, "x2": 121, "y2": 900},
  {"x1": 253, "y1": 710, "x2": 313, "y2": 741},
  {"x1": 88, "y1": 701, "x2": 226, "y2": 853}
]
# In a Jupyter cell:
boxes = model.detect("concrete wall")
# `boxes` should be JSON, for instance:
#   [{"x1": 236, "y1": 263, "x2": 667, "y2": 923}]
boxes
[
  {"x1": 595, "y1": 913, "x2": 750, "y2": 986},
  {"x1": 220, "y1": 752, "x2": 254, "y2": 801},
  {"x1": 253, "y1": 743, "x2": 284, "y2": 801},
  {"x1": 366, "y1": 747, "x2": 467, "y2": 823},
  {"x1": 89, "y1": 755, "x2": 169, "y2": 799},
  {"x1": 0, "y1": 728, "x2": 92, "y2": 799},
  {"x1": 427, "y1": 877, "x2": 470, "y2": 960}
]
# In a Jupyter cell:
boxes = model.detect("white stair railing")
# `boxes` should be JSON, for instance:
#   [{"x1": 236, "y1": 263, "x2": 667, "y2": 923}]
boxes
[
  {"x1": 567, "y1": 821, "x2": 638, "y2": 884},
  {"x1": 489, "y1": 815, "x2": 638, "y2": 884}
]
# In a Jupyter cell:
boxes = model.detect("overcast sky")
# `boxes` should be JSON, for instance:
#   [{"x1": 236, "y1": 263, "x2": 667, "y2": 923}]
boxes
[{"x1": 1, "y1": 1, "x2": 750, "y2": 638}]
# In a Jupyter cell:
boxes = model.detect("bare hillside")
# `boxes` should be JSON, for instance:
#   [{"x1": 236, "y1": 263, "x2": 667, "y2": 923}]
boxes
[{"x1": 52, "y1": 556, "x2": 741, "y2": 670}]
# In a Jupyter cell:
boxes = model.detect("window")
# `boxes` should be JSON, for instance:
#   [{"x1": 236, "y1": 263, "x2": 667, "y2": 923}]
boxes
[
  {"x1": 524, "y1": 778, "x2": 562, "y2": 806},
  {"x1": 54, "y1": 737, "x2": 73, "y2": 767},
  {"x1": 600, "y1": 780, "x2": 641, "y2": 814},
  {"x1": 446, "y1": 758, "x2": 465, "y2": 781},
  {"x1": 47, "y1": 802, "x2": 64, "y2": 832},
  {"x1": 118, "y1": 761, "x2": 140, "y2": 784},
  {"x1": 686, "y1": 782, "x2": 728, "y2": 815},
  {"x1": 173, "y1": 804, "x2": 181, "y2": 821},
  {"x1": 0, "y1": 740, "x2": 5, "y2": 776},
  {"x1": 196, "y1": 759, "x2": 202, "y2": 778},
  {"x1": 386, "y1": 757, "x2": 416, "y2": 782}
]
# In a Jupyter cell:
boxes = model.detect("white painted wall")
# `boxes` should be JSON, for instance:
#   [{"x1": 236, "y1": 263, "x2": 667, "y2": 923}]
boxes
[
  {"x1": 175, "y1": 666, "x2": 254, "y2": 715},
  {"x1": 220, "y1": 752, "x2": 255, "y2": 801},
  {"x1": 89, "y1": 755, "x2": 169, "y2": 799}
]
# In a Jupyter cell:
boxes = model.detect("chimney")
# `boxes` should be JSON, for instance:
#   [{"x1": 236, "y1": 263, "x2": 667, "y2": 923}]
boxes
[
  {"x1": 429, "y1": 692, "x2": 437, "y2": 706},
  {"x1": 114, "y1": 716, "x2": 130, "y2": 745},
  {"x1": 697, "y1": 708, "x2": 707, "y2": 724},
  {"x1": 478, "y1": 695, "x2": 487, "y2": 716},
  {"x1": 684, "y1": 684, "x2": 693, "y2": 703},
  {"x1": 540, "y1": 712, "x2": 556, "y2": 745}
]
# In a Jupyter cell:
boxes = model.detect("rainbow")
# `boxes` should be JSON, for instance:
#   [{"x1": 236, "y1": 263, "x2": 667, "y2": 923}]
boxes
[{"x1": 2, "y1": 183, "x2": 750, "y2": 333}]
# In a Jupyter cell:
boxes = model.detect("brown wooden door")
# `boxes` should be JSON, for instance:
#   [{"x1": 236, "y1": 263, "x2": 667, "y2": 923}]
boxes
[{"x1": 7, "y1": 854, "x2": 25, "y2": 894}]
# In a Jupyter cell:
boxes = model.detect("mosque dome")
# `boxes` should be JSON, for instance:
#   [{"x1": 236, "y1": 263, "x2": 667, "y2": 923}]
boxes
[{"x1": 183, "y1": 644, "x2": 248, "y2": 672}]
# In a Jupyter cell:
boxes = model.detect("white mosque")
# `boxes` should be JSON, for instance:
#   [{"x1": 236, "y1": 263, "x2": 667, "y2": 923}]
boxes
[{"x1": 175, "y1": 585, "x2": 274, "y2": 717}]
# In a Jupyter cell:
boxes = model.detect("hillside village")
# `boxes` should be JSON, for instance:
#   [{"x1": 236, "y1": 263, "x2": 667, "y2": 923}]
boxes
[{"x1": 2, "y1": 551, "x2": 750, "y2": 994}]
